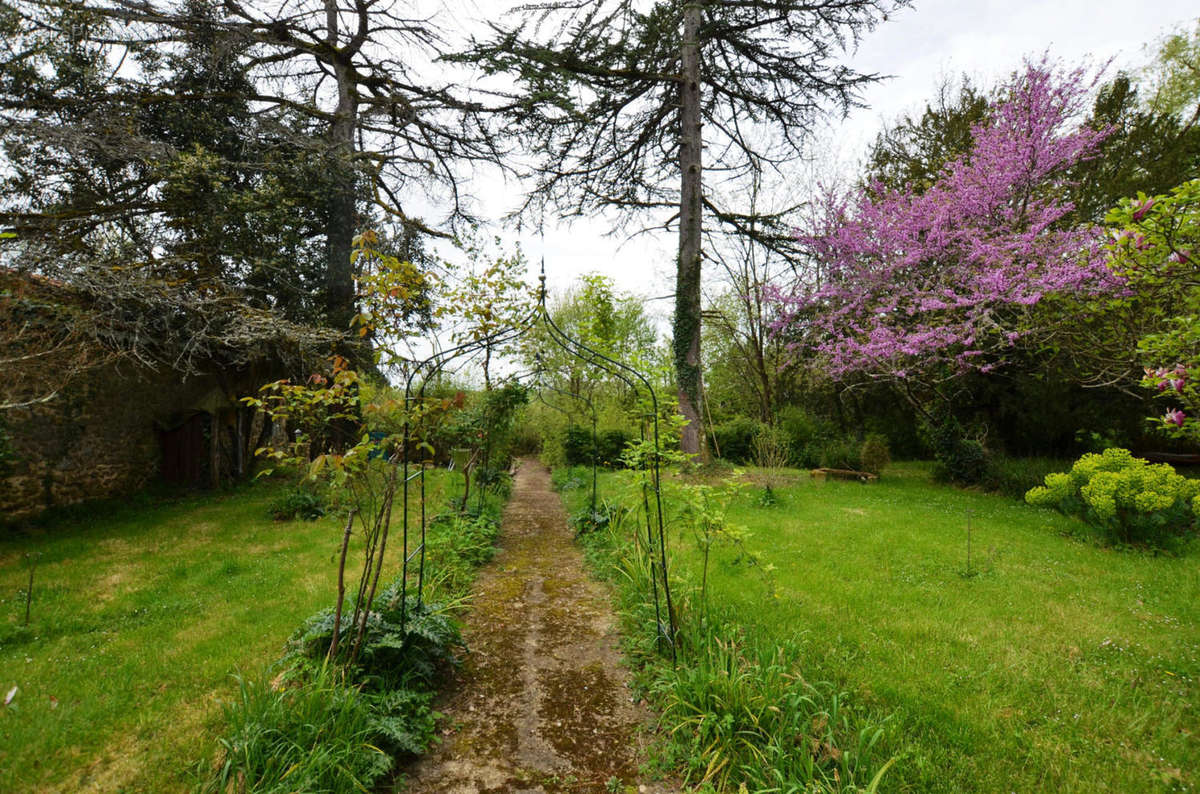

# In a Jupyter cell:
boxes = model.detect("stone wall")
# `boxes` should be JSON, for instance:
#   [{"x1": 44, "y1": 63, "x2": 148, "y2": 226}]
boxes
[{"x1": 0, "y1": 362, "x2": 230, "y2": 523}]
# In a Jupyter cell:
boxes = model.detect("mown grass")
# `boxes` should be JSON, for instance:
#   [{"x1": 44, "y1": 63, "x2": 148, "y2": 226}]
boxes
[
  {"x1": 565, "y1": 462, "x2": 1200, "y2": 792},
  {"x1": 0, "y1": 473, "x2": 456, "y2": 793}
]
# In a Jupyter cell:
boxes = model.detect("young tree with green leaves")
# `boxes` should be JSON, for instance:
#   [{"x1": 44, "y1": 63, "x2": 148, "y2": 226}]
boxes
[
  {"x1": 527, "y1": 273, "x2": 659, "y2": 404},
  {"x1": 1142, "y1": 18, "x2": 1200, "y2": 124},
  {"x1": 441, "y1": 237, "x2": 533, "y2": 390}
]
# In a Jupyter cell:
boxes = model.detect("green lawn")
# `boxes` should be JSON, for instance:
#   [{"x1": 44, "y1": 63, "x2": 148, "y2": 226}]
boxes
[
  {"x1": 0, "y1": 475, "x2": 453, "y2": 793},
  {"x1": 574, "y1": 462, "x2": 1200, "y2": 792}
]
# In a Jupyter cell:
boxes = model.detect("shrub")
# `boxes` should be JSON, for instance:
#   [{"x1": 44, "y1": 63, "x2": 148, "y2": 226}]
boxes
[
  {"x1": 982, "y1": 455, "x2": 1070, "y2": 500},
  {"x1": 550, "y1": 465, "x2": 589, "y2": 492},
  {"x1": 570, "y1": 498, "x2": 630, "y2": 536},
  {"x1": 289, "y1": 597, "x2": 462, "y2": 689},
  {"x1": 267, "y1": 486, "x2": 327, "y2": 521},
  {"x1": 429, "y1": 507, "x2": 502, "y2": 568},
  {"x1": 509, "y1": 422, "x2": 542, "y2": 456},
  {"x1": 925, "y1": 412, "x2": 988, "y2": 485},
  {"x1": 1025, "y1": 448, "x2": 1200, "y2": 547},
  {"x1": 596, "y1": 428, "x2": 632, "y2": 467},
  {"x1": 858, "y1": 433, "x2": 891, "y2": 475},
  {"x1": 777, "y1": 406, "x2": 837, "y2": 468},
  {"x1": 708, "y1": 416, "x2": 762, "y2": 464},
  {"x1": 941, "y1": 438, "x2": 988, "y2": 485},
  {"x1": 562, "y1": 425, "x2": 595, "y2": 466},
  {"x1": 474, "y1": 465, "x2": 512, "y2": 498},
  {"x1": 818, "y1": 436, "x2": 862, "y2": 470},
  {"x1": 539, "y1": 425, "x2": 567, "y2": 468},
  {"x1": 752, "y1": 424, "x2": 790, "y2": 470}
]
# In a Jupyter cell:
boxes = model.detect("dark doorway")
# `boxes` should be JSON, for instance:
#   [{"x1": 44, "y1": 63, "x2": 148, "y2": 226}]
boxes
[{"x1": 159, "y1": 412, "x2": 208, "y2": 487}]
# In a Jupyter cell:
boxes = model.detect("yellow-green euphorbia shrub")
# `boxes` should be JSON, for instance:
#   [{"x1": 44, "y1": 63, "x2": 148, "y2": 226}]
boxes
[{"x1": 1026, "y1": 447, "x2": 1199, "y2": 546}]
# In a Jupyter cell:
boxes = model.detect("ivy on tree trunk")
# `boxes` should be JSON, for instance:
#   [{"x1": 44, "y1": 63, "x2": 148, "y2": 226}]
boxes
[{"x1": 675, "y1": 2, "x2": 705, "y2": 456}]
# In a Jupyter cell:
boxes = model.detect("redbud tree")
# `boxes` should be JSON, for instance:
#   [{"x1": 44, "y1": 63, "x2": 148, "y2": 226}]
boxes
[{"x1": 772, "y1": 61, "x2": 1120, "y2": 413}]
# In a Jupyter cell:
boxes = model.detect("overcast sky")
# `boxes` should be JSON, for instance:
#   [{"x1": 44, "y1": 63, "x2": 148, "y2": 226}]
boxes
[{"x1": 453, "y1": 0, "x2": 1197, "y2": 321}]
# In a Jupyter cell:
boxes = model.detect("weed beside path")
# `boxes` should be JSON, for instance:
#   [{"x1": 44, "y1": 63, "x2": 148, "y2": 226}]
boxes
[{"x1": 402, "y1": 459, "x2": 670, "y2": 793}]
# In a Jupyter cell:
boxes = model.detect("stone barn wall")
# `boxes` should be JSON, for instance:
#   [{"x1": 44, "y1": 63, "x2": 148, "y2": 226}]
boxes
[{"x1": 0, "y1": 364, "x2": 230, "y2": 522}]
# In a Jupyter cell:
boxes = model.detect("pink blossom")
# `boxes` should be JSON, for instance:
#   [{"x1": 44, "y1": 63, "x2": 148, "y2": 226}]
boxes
[
  {"x1": 1164, "y1": 409, "x2": 1186, "y2": 428},
  {"x1": 770, "y1": 59, "x2": 1116, "y2": 381},
  {"x1": 1169, "y1": 379, "x2": 1186, "y2": 392},
  {"x1": 1131, "y1": 197, "x2": 1155, "y2": 221}
]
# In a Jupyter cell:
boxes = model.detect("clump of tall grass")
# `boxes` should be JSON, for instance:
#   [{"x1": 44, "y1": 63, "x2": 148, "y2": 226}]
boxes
[
  {"x1": 201, "y1": 667, "x2": 391, "y2": 794},
  {"x1": 655, "y1": 623, "x2": 891, "y2": 792}
]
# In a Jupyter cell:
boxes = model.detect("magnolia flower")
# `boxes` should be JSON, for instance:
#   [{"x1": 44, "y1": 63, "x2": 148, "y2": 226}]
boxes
[
  {"x1": 1173, "y1": 364, "x2": 1188, "y2": 377},
  {"x1": 1131, "y1": 197, "x2": 1155, "y2": 221},
  {"x1": 1170, "y1": 379, "x2": 1186, "y2": 392},
  {"x1": 1164, "y1": 409, "x2": 1186, "y2": 428}
]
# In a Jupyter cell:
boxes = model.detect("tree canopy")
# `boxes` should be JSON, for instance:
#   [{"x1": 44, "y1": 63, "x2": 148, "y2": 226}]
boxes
[
  {"x1": 463, "y1": 0, "x2": 906, "y2": 453},
  {"x1": 773, "y1": 61, "x2": 1119, "y2": 408},
  {"x1": 1, "y1": 0, "x2": 505, "y2": 333}
]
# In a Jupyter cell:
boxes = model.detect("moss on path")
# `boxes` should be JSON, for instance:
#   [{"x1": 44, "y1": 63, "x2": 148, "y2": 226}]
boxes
[{"x1": 402, "y1": 460, "x2": 670, "y2": 794}]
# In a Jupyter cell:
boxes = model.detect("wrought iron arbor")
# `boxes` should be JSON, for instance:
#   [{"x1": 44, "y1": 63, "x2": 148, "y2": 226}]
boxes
[{"x1": 394, "y1": 268, "x2": 676, "y2": 656}]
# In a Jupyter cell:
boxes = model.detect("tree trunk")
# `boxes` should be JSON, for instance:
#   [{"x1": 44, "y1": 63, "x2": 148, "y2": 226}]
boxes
[
  {"x1": 324, "y1": 5, "x2": 357, "y2": 335},
  {"x1": 674, "y1": 2, "x2": 705, "y2": 458}
]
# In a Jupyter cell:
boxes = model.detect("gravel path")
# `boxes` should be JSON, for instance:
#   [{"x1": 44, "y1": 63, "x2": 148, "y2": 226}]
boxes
[{"x1": 401, "y1": 459, "x2": 673, "y2": 794}]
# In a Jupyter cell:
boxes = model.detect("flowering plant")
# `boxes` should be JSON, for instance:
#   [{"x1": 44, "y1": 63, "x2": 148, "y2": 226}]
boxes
[
  {"x1": 1026, "y1": 448, "x2": 1199, "y2": 546},
  {"x1": 1106, "y1": 180, "x2": 1200, "y2": 441},
  {"x1": 771, "y1": 60, "x2": 1117, "y2": 391}
]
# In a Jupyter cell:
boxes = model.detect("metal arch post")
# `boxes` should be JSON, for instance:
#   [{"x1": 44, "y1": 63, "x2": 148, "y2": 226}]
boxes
[{"x1": 417, "y1": 464, "x2": 426, "y2": 609}]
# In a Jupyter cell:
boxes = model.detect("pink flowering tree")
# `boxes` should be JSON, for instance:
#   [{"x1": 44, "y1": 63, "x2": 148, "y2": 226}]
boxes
[
  {"x1": 772, "y1": 60, "x2": 1120, "y2": 416},
  {"x1": 1106, "y1": 179, "x2": 1200, "y2": 441}
]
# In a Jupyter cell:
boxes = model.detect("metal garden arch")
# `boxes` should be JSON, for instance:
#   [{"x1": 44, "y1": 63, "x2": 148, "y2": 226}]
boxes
[{"x1": 394, "y1": 266, "x2": 677, "y2": 658}]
